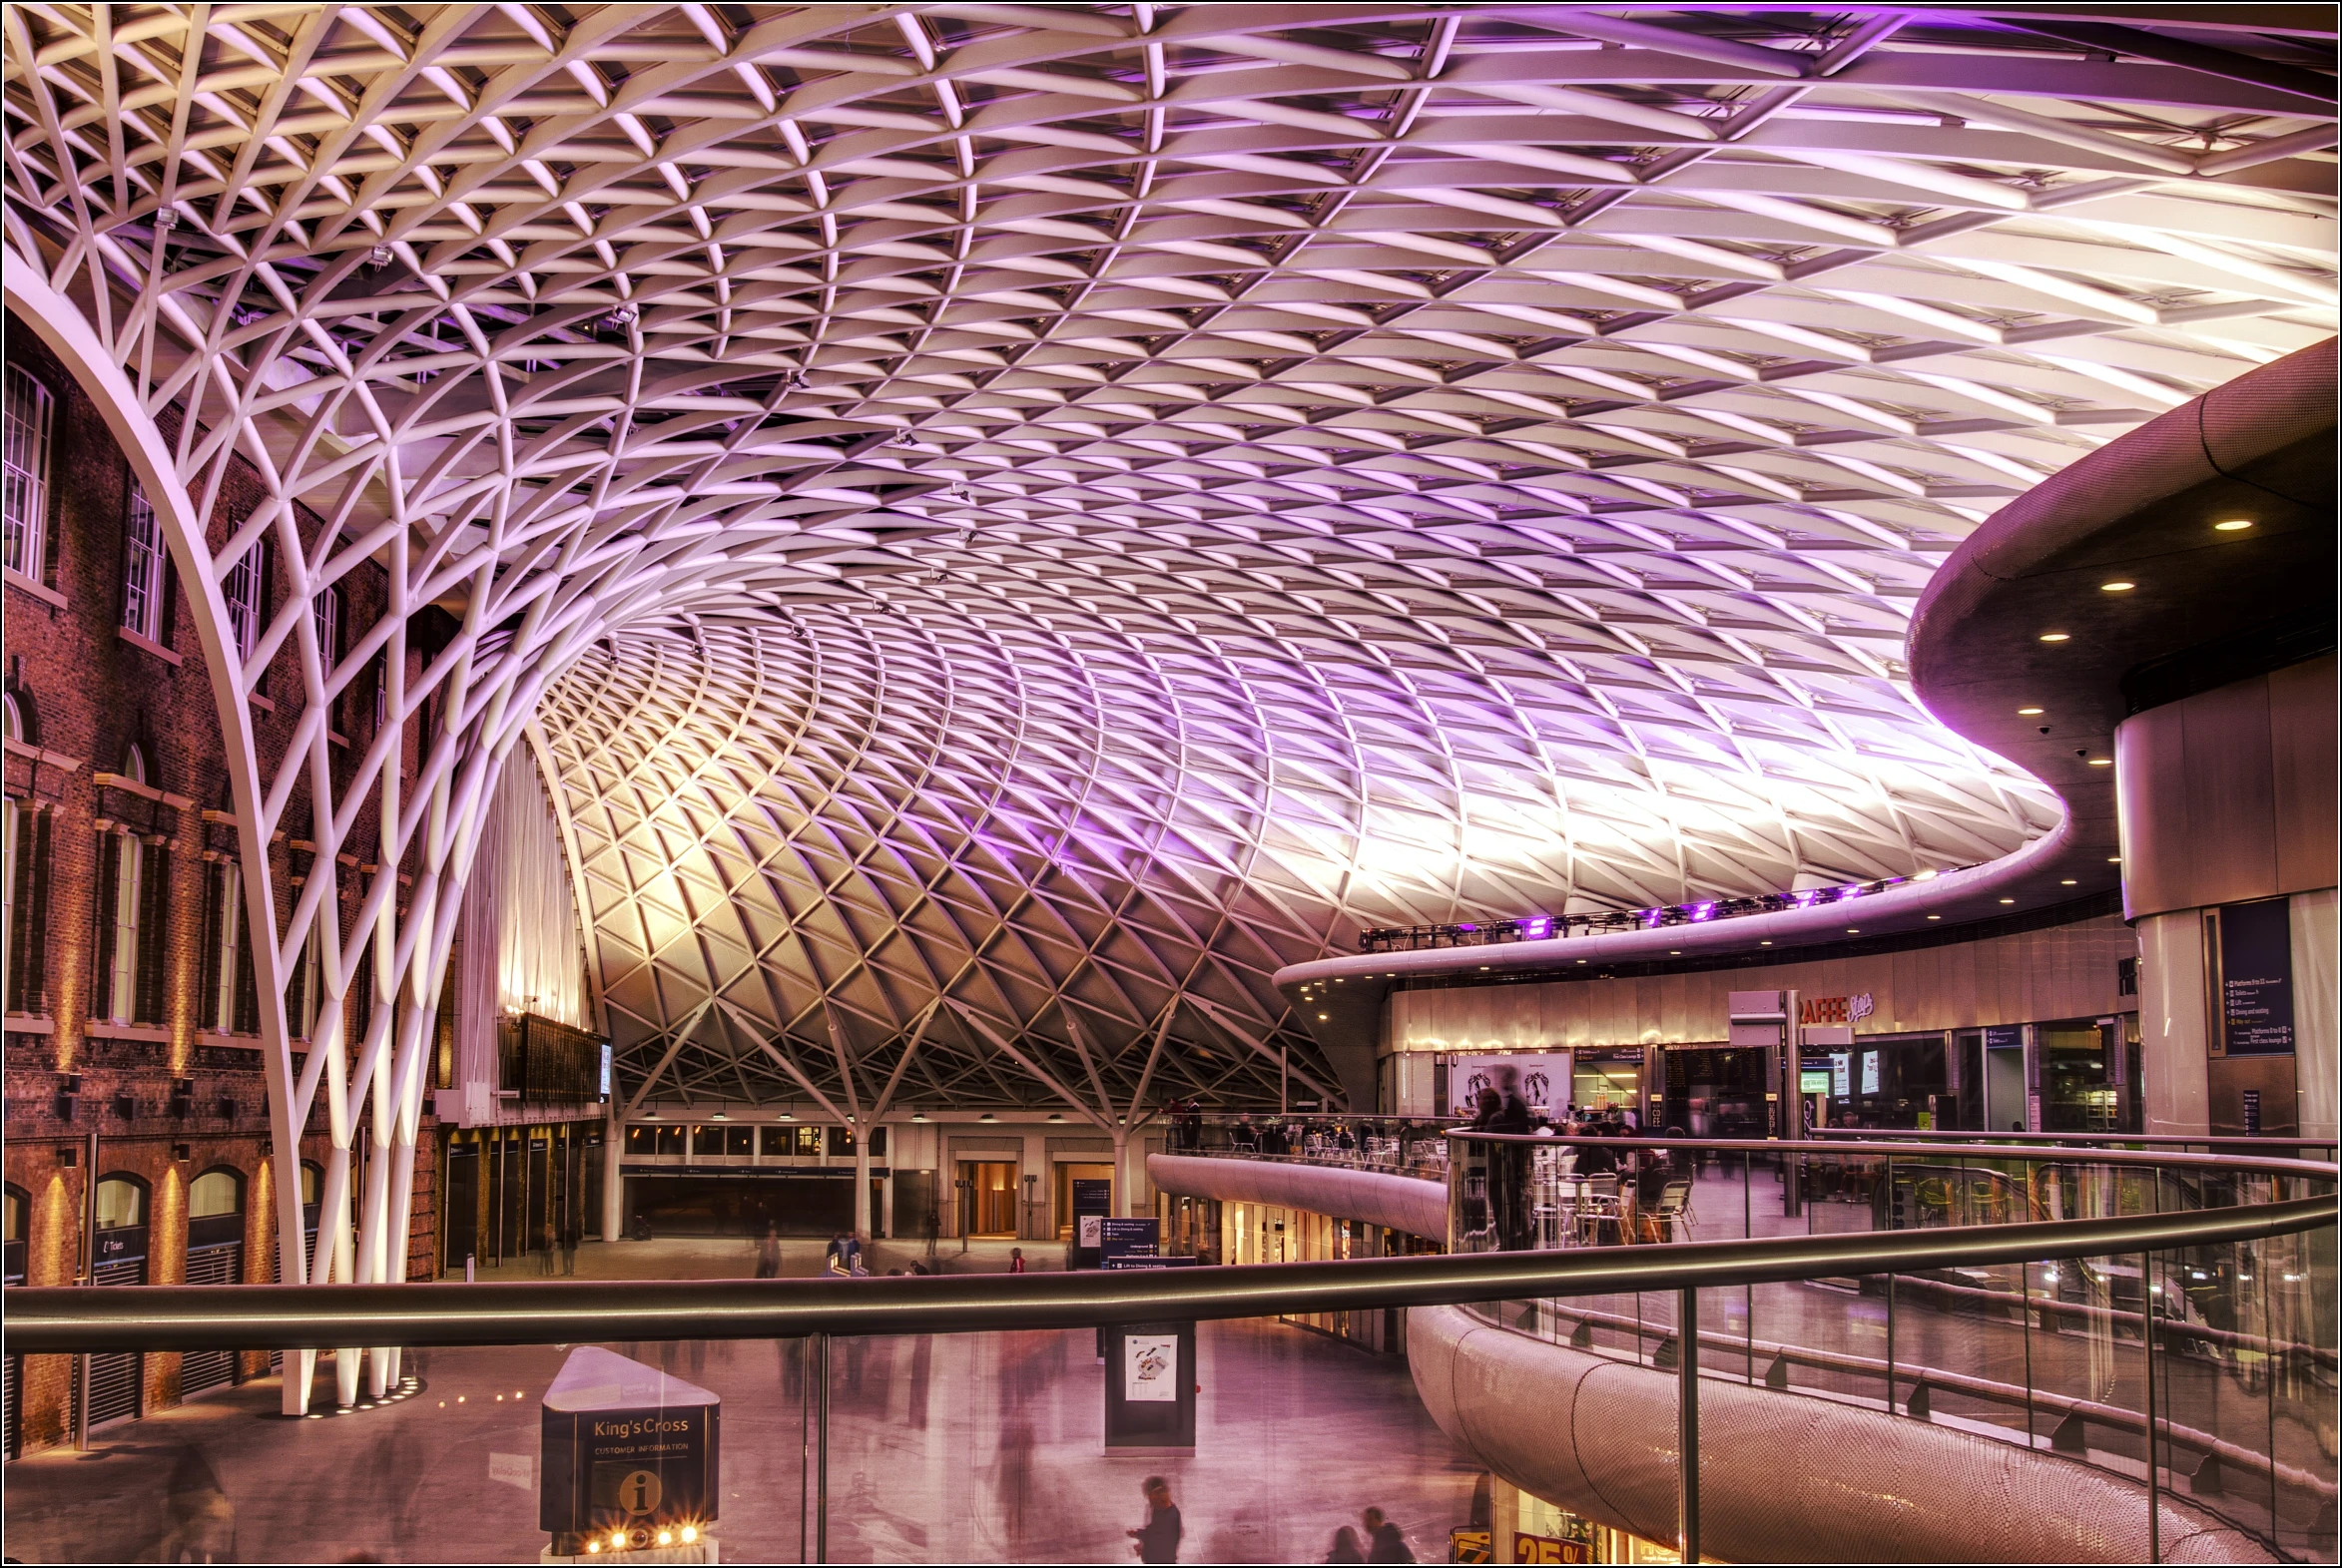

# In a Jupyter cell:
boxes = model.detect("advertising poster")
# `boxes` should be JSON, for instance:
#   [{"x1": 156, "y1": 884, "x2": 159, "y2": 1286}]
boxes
[
  {"x1": 1122, "y1": 1332, "x2": 1178, "y2": 1402},
  {"x1": 1451, "y1": 1052, "x2": 1572, "y2": 1114}
]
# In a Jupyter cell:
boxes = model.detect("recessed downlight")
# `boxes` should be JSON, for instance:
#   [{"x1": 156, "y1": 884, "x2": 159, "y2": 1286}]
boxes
[
  {"x1": 2213, "y1": 519, "x2": 2253, "y2": 532},
  {"x1": 2017, "y1": 707, "x2": 2044, "y2": 716},
  {"x1": 1999, "y1": 897, "x2": 2016, "y2": 904},
  {"x1": 2060, "y1": 879, "x2": 2077, "y2": 885},
  {"x1": 2039, "y1": 632, "x2": 2071, "y2": 643},
  {"x1": 2087, "y1": 758, "x2": 2113, "y2": 767},
  {"x1": 1926, "y1": 915, "x2": 1942, "y2": 921},
  {"x1": 2099, "y1": 581, "x2": 2135, "y2": 593}
]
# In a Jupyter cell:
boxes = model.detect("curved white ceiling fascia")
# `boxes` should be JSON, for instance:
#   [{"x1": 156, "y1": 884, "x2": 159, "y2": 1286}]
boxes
[{"x1": 8, "y1": 4, "x2": 2332, "y2": 1110}]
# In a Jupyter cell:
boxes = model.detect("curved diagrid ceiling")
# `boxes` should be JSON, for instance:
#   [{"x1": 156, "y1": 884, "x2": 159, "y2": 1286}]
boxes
[{"x1": 7, "y1": 4, "x2": 2334, "y2": 1109}]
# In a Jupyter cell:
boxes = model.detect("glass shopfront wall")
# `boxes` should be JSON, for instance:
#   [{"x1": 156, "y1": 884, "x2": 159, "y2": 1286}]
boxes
[
  {"x1": 1659, "y1": 1046, "x2": 1772, "y2": 1138},
  {"x1": 2038, "y1": 1016, "x2": 2140, "y2": 1133},
  {"x1": 1811, "y1": 1032, "x2": 1951, "y2": 1133},
  {"x1": 1571, "y1": 1054, "x2": 1641, "y2": 1114},
  {"x1": 1219, "y1": 1200, "x2": 1432, "y2": 1354}
]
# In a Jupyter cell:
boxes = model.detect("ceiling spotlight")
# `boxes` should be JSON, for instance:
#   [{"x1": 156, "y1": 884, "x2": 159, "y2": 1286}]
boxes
[
  {"x1": 2017, "y1": 707, "x2": 2044, "y2": 716},
  {"x1": 368, "y1": 244, "x2": 393, "y2": 266},
  {"x1": 1999, "y1": 898, "x2": 2016, "y2": 904},
  {"x1": 1926, "y1": 915, "x2": 1941, "y2": 921},
  {"x1": 2039, "y1": 632, "x2": 2071, "y2": 643},
  {"x1": 2099, "y1": 581, "x2": 2135, "y2": 593},
  {"x1": 1759, "y1": 940, "x2": 1772, "y2": 946},
  {"x1": 2060, "y1": 878, "x2": 2077, "y2": 885},
  {"x1": 1318, "y1": 1013, "x2": 1330, "y2": 1020},
  {"x1": 606, "y1": 303, "x2": 638, "y2": 327},
  {"x1": 2213, "y1": 519, "x2": 2253, "y2": 532},
  {"x1": 2087, "y1": 758, "x2": 2113, "y2": 767},
  {"x1": 910, "y1": 1111, "x2": 928, "y2": 1123},
  {"x1": 978, "y1": 1112, "x2": 997, "y2": 1123},
  {"x1": 1845, "y1": 928, "x2": 1859, "y2": 934},
  {"x1": 2108, "y1": 857, "x2": 2122, "y2": 864}
]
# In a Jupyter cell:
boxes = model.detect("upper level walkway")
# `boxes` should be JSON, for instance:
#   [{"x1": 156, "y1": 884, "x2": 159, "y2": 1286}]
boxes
[{"x1": 1151, "y1": 1126, "x2": 2337, "y2": 1563}]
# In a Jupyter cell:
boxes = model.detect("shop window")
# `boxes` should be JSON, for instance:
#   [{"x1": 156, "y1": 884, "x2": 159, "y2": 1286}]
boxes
[
  {"x1": 223, "y1": 534, "x2": 268, "y2": 667},
  {"x1": 94, "y1": 750, "x2": 171, "y2": 1026},
  {"x1": 2, "y1": 365, "x2": 53, "y2": 582},
  {"x1": 199, "y1": 859, "x2": 256, "y2": 1033},
  {"x1": 189, "y1": 1168, "x2": 245, "y2": 1219},
  {"x1": 3, "y1": 694, "x2": 54, "y2": 1016},
  {"x1": 312, "y1": 584, "x2": 344, "y2": 730},
  {"x1": 95, "y1": 1176, "x2": 147, "y2": 1231},
  {"x1": 286, "y1": 928, "x2": 323, "y2": 1041},
  {"x1": 122, "y1": 480, "x2": 165, "y2": 640}
]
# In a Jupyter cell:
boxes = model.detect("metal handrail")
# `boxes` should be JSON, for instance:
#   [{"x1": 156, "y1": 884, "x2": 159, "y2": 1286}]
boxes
[
  {"x1": 1809, "y1": 1126, "x2": 2340, "y2": 1154},
  {"x1": 5, "y1": 1195, "x2": 2330, "y2": 1353},
  {"x1": 1446, "y1": 1129, "x2": 2340, "y2": 1180}
]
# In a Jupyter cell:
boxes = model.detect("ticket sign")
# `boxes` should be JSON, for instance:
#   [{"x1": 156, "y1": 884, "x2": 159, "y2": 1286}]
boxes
[
  {"x1": 2216, "y1": 898, "x2": 2295, "y2": 1057},
  {"x1": 540, "y1": 1346, "x2": 720, "y2": 1547}
]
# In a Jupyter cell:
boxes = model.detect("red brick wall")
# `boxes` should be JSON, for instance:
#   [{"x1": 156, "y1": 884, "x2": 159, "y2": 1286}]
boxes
[{"x1": 4, "y1": 310, "x2": 436, "y2": 1453}]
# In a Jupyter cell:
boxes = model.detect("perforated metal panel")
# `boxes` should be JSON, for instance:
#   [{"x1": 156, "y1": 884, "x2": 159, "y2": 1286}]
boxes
[{"x1": 177, "y1": 1244, "x2": 243, "y2": 1397}]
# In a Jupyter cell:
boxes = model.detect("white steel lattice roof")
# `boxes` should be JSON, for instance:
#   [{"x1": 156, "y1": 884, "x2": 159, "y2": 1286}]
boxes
[{"x1": 7, "y1": 4, "x2": 2335, "y2": 1111}]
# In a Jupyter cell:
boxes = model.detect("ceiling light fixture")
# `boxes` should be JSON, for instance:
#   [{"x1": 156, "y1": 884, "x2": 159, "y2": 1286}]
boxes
[
  {"x1": 2087, "y1": 758, "x2": 2112, "y2": 767},
  {"x1": 2099, "y1": 581, "x2": 2135, "y2": 592},
  {"x1": 1926, "y1": 915, "x2": 1941, "y2": 921},
  {"x1": 1999, "y1": 898, "x2": 2016, "y2": 904},
  {"x1": 2213, "y1": 519, "x2": 2253, "y2": 532},
  {"x1": 2018, "y1": 707, "x2": 2044, "y2": 716},
  {"x1": 2039, "y1": 632, "x2": 2070, "y2": 643}
]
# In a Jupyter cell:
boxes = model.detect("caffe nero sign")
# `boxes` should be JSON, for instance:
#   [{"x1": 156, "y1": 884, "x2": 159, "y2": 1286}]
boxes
[{"x1": 2216, "y1": 898, "x2": 2295, "y2": 1057}]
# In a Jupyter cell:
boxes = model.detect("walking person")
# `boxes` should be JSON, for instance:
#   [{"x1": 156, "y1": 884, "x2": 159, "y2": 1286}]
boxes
[
  {"x1": 755, "y1": 1223, "x2": 782, "y2": 1280},
  {"x1": 1363, "y1": 1507, "x2": 1413, "y2": 1563},
  {"x1": 1325, "y1": 1525, "x2": 1366, "y2": 1563},
  {"x1": 1127, "y1": 1475, "x2": 1181, "y2": 1563},
  {"x1": 1009, "y1": 1246, "x2": 1027, "y2": 1274}
]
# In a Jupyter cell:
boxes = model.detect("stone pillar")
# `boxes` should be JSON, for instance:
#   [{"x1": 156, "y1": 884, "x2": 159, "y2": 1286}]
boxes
[
  {"x1": 601, "y1": 1101, "x2": 624, "y2": 1243},
  {"x1": 2115, "y1": 654, "x2": 2337, "y2": 1138}
]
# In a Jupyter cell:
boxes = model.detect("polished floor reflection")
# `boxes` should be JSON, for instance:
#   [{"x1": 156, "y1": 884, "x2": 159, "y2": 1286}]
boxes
[{"x1": 2, "y1": 1250, "x2": 1480, "y2": 1563}]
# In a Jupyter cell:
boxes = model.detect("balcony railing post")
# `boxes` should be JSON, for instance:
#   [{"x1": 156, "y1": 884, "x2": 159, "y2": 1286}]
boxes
[
  {"x1": 2142, "y1": 1249, "x2": 2159, "y2": 1564},
  {"x1": 1678, "y1": 1284, "x2": 1700, "y2": 1563},
  {"x1": 815, "y1": 1330, "x2": 832, "y2": 1563}
]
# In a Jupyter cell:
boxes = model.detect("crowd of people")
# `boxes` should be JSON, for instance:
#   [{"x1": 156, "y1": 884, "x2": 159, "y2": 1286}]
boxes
[{"x1": 1125, "y1": 1479, "x2": 1415, "y2": 1564}]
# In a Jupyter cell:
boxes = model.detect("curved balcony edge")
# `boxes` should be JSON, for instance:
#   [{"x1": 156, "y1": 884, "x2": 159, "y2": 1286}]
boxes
[
  {"x1": 1405, "y1": 1302, "x2": 2274, "y2": 1565},
  {"x1": 1147, "y1": 1152, "x2": 1449, "y2": 1242}
]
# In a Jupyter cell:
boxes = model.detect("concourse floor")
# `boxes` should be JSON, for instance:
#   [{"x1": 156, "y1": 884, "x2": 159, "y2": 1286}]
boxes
[{"x1": 3, "y1": 1277, "x2": 1479, "y2": 1564}]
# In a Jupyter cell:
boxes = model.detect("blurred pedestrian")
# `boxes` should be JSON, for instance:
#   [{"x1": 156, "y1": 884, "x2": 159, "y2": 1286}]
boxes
[
  {"x1": 1325, "y1": 1525, "x2": 1366, "y2": 1563},
  {"x1": 755, "y1": 1223, "x2": 782, "y2": 1279},
  {"x1": 1009, "y1": 1246, "x2": 1027, "y2": 1274},
  {"x1": 1363, "y1": 1507, "x2": 1412, "y2": 1563},
  {"x1": 1127, "y1": 1476, "x2": 1181, "y2": 1563}
]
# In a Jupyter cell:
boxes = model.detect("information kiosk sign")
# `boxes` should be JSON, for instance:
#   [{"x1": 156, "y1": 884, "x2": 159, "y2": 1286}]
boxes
[{"x1": 540, "y1": 1346, "x2": 720, "y2": 1555}]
